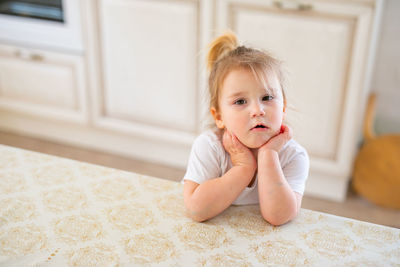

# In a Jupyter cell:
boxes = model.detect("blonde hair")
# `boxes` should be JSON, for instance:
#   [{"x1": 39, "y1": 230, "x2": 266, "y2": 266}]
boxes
[{"x1": 206, "y1": 31, "x2": 287, "y2": 113}]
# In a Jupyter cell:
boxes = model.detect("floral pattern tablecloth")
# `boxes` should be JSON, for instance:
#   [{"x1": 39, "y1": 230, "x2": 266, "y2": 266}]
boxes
[{"x1": 0, "y1": 144, "x2": 399, "y2": 266}]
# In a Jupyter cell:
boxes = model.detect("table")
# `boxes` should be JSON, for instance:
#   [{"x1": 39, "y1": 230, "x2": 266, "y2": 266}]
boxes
[{"x1": 0, "y1": 144, "x2": 399, "y2": 266}]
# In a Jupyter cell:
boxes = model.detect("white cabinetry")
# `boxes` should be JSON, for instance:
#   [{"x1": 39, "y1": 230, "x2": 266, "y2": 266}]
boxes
[
  {"x1": 216, "y1": 0, "x2": 382, "y2": 200},
  {"x1": 0, "y1": 0, "x2": 382, "y2": 201},
  {"x1": 0, "y1": 44, "x2": 87, "y2": 123},
  {"x1": 83, "y1": 0, "x2": 211, "y2": 165},
  {"x1": 91, "y1": 0, "x2": 203, "y2": 143}
]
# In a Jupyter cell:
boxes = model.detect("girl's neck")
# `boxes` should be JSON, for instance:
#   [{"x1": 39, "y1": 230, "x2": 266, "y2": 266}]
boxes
[{"x1": 251, "y1": 148, "x2": 259, "y2": 160}]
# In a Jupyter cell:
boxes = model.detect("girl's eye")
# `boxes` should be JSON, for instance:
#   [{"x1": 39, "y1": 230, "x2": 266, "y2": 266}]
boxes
[
  {"x1": 262, "y1": 95, "x2": 274, "y2": 101},
  {"x1": 234, "y1": 99, "x2": 246, "y2": 105}
]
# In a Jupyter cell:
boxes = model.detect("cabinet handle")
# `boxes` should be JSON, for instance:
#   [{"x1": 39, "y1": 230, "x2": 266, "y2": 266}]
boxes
[
  {"x1": 30, "y1": 53, "x2": 44, "y2": 61},
  {"x1": 14, "y1": 50, "x2": 44, "y2": 61},
  {"x1": 273, "y1": 1, "x2": 313, "y2": 11}
]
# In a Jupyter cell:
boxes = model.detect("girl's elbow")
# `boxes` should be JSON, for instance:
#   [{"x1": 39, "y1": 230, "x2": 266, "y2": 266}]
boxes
[
  {"x1": 262, "y1": 215, "x2": 290, "y2": 226},
  {"x1": 260, "y1": 212, "x2": 285, "y2": 226},
  {"x1": 184, "y1": 198, "x2": 208, "y2": 222},
  {"x1": 261, "y1": 207, "x2": 298, "y2": 226},
  {"x1": 185, "y1": 209, "x2": 207, "y2": 222}
]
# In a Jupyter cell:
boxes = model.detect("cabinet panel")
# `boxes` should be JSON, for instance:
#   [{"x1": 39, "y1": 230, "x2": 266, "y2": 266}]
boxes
[
  {"x1": 216, "y1": 0, "x2": 379, "y2": 200},
  {"x1": 0, "y1": 44, "x2": 87, "y2": 123},
  {"x1": 0, "y1": 55, "x2": 76, "y2": 109},
  {"x1": 217, "y1": 0, "x2": 373, "y2": 164},
  {"x1": 234, "y1": 7, "x2": 354, "y2": 161},
  {"x1": 99, "y1": 0, "x2": 200, "y2": 134}
]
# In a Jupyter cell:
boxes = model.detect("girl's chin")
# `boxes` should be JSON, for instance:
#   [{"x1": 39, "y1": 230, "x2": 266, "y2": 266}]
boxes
[
  {"x1": 235, "y1": 132, "x2": 275, "y2": 148},
  {"x1": 246, "y1": 143, "x2": 265, "y2": 149},
  {"x1": 242, "y1": 139, "x2": 269, "y2": 149}
]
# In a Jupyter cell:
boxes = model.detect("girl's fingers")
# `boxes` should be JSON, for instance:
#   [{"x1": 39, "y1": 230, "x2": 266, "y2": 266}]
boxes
[
  {"x1": 231, "y1": 133, "x2": 244, "y2": 149},
  {"x1": 284, "y1": 125, "x2": 293, "y2": 139},
  {"x1": 280, "y1": 124, "x2": 292, "y2": 137},
  {"x1": 230, "y1": 132, "x2": 238, "y2": 144},
  {"x1": 222, "y1": 130, "x2": 234, "y2": 150},
  {"x1": 281, "y1": 124, "x2": 289, "y2": 133},
  {"x1": 280, "y1": 124, "x2": 285, "y2": 134},
  {"x1": 224, "y1": 130, "x2": 237, "y2": 146},
  {"x1": 223, "y1": 130, "x2": 245, "y2": 153}
]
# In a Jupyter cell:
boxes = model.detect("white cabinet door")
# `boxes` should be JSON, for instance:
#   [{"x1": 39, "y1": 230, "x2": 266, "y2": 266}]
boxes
[
  {"x1": 91, "y1": 0, "x2": 208, "y2": 144},
  {"x1": 0, "y1": 44, "x2": 87, "y2": 123},
  {"x1": 83, "y1": 0, "x2": 212, "y2": 166},
  {"x1": 216, "y1": 0, "x2": 382, "y2": 200}
]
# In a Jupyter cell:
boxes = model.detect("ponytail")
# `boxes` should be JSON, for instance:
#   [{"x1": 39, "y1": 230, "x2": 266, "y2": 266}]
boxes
[{"x1": 206, "y1": 31, "x2": 238, "y2": 71}]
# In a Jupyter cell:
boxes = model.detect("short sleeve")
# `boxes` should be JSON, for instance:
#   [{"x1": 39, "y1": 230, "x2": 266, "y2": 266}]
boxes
[
  {"x1": 183, "y1": 133, "x2": 222, "y2": 184},
  {"x1": 282, "y1": 145, "x2": 310, "y2": 195}
]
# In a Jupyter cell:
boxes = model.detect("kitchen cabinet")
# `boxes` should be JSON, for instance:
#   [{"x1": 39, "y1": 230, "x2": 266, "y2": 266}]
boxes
[
  {"x1": 88, "y1": 0, "x2": 206, "y2": 145},
  {"x1": 0, "y1": 0, "x2": 211, "y2": 168},
  {"x1": 82, "y1": 0, "x2": 212, "y2": 166},
  {"x1": 0, "y1": 0, "x2": 383, "y2": 201},
  {"x1": 216, "y1": 0, "x2": 383, "y2": 200},
  {"x1": 0, "y1": 44, "x2": 87, "y2": 123}
]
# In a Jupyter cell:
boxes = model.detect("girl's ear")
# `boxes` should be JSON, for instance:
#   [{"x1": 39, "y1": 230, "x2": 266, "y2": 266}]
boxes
[{"x1": 210, "y1": 107, "x2": 225, "y2": 129}]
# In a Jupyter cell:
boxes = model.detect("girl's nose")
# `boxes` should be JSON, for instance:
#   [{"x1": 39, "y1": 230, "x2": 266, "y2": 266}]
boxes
[{"x1": 251, "y1": 102, "x2": 265, "y2": 117}]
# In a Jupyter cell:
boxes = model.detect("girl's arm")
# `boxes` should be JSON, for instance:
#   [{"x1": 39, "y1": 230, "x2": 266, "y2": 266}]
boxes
[
  {"x1": 257, "y1": 125, "x2": 302, "y2": 226},
  {"x1": 184, "y1": 165, "x2": 255, "y2": 222},
  {"x1": 184, "y1": 130, "x2": 256, "y2": 222}
]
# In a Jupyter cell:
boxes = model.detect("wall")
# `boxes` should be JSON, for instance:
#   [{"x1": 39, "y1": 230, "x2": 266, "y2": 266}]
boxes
[{"x1": 371, "y1": 0, "x2": 400, "y2": 134}]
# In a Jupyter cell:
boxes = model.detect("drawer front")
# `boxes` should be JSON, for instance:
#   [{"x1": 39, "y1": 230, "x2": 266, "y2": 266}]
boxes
[{"x1": 0, "y1": 44, "x2": 87, "y2": 123}]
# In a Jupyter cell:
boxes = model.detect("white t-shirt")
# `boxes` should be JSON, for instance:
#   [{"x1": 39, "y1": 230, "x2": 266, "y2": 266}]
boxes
[{"x1": 183, "y1": 129, "x2": 309, "y2": 205}]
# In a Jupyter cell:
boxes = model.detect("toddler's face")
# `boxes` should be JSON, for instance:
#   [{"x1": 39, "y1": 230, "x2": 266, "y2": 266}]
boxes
[{"x1": 212, "y1": 68, "x2": 285, "y2": 148}]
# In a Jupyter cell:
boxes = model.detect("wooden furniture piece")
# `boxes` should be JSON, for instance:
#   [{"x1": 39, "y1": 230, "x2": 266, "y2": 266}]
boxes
[
  {"x1": 353, "y1": 93, "x2": 400, "y2": 209},
  {"x1": 0, "y1": 144, "x2": 399, "y2": 266}
]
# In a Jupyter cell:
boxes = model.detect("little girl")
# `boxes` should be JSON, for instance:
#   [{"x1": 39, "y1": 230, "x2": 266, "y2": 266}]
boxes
[{"x1": 183, "y1": 32, "x2": 309, "y2": 226}]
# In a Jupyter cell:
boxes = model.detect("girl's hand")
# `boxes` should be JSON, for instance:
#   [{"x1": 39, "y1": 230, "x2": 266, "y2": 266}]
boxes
[
  {"x1": 259, "y1": 124, "x2": 293, "y2": 154},
  {"x1": 222, "y1": 130, "x2": 256, "y2": 169}
]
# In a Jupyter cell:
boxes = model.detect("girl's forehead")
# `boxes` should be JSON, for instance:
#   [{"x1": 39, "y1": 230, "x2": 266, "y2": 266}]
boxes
[{"x1": 221, "y1": 68, "x2": 281, "y2": 96}]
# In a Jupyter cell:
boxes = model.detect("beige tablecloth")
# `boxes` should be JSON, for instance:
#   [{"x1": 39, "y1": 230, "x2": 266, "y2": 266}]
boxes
[{"x1": 0, "y1": 144, "x2": 399, "y2": 266}]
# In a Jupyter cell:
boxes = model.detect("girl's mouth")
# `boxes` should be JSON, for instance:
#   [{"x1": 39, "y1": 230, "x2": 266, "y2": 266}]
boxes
[{"x1": 251, "y1": 124, "x2": 268, "y2": 131}]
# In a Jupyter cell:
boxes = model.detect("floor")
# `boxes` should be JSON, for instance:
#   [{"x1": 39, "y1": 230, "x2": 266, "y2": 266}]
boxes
[{"x1": 1, "y1": 131, "x2": 399, "y2": 229}]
